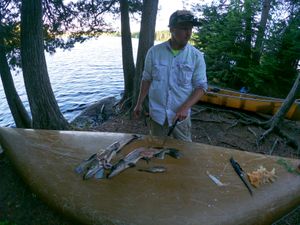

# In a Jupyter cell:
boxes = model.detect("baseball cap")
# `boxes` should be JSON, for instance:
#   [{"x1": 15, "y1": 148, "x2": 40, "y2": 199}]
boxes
[{"x1": 168, "y1": 10, "x2": 201, "y2": 27}]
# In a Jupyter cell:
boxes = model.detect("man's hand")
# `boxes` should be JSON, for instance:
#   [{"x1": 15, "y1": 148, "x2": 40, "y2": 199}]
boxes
[
  {"x1": 174, "y1": 87, "x2": 205, "y2": 122},
  {"x1": 133, "y1": 104, "x2": 143, "y2": 119},
  {"x1": 133, "y1": 80, "x2": 151, "y2": 119},
  {"x1": 174, "y1": 106, "x2": 189, "y2": 122}
]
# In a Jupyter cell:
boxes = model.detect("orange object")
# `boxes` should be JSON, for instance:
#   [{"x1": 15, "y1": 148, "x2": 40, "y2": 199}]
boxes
[
  {"x1": 199, "y1": 87, "x2": 300, "y2": 121},
  {"x1": 247, "y1": 166, "x2": 277, "y2": 188}
]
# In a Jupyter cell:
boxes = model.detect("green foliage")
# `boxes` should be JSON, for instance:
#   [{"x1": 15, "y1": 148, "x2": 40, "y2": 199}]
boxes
[
  {"x1": 194, "y1": 3, "x2": 245, "y2": 87},
  {"x1": 1, "y1": 0, "x2": 118, "y2": 68},
  {"x1": 277, "y1": 158, "x2": 300, "y2": 175},
  {"x1": 0, "y1": 1, "x2": 21, "y2": 69},
  {"x1": 131, "y1": 30, "x2": 170, "y2": 41},
  {"x1": 131, "y1": 31, "x2": 140, "y2": 39},
  {"x1": 155, "y1": 30, "x2": 170, "y2": 41},
  {"x1": 0, "y1": 221, "x2": 16, "y2": 225},
  {"x1": 193, "y1": 0, "x2": 299, "y2": 98}
]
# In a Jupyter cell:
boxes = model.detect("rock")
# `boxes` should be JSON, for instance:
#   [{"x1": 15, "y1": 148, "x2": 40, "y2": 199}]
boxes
[{"x1": 71, "y1": 96, "x2": 118, "y2": 129}]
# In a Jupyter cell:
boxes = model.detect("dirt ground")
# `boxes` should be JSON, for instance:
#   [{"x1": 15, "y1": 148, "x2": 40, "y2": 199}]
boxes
[{"x1": 0, "y1": 103, "x2": 300, "y2": 224}]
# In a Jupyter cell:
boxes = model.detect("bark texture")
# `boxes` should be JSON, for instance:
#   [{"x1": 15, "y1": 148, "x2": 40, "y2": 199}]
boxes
[
  {"x1": 0, "y1": 24, "x2": 32, "y2": 128},
  {"x1": 21, "y1": 0, "x2": 69, "y2": 129},
  {"x1": 120, "y1": 0, "x2": 135, "y2": 104},
  {"x1": 133, "y1": 0, "x2": 158, "y2": 106}
]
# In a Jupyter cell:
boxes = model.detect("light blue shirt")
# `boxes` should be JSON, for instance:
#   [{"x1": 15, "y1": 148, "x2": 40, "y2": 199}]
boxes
[{"x1": 142, "y1": 40, "x2": 207, "y2": 126}]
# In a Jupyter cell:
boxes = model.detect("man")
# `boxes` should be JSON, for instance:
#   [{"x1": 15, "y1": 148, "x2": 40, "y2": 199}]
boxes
[{"x1": 133, "y1": 10, "x2": 207, "y2": 142}]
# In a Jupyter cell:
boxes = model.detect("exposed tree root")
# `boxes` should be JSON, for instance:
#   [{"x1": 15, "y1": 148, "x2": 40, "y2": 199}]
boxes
[
  {"x1": 247, "y1": 127, "x2": 257, "y2": 138},
  {"x1": 201, "y1": 128, "x2": 212, "y2": 144},
  {"x1": 277, "y1": 128, "x2": 300, "y2": 153},
  {"x1": 192, "y1": 104, "x2": 300, "y2": 154},
  {"x1": 114, "y1": 97, "x2": 133, "y2": 114},
  {"x1": 192, "y1": 117, "x2": 227, "y2": 124},
  {"x1": 226, "y1": 121, "x2": 239, "y2": 130},
  {"x1": 269, "y1": 138, "x2": 279, "y2": 155}
]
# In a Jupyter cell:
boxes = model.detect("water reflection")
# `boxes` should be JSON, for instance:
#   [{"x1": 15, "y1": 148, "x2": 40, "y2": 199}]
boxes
[{"x1": 0, "y1": 36, "x2": 138, "y2": 127}]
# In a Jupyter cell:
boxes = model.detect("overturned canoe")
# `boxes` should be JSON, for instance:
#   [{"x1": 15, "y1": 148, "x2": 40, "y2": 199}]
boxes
[
  {"x1": 0, "y1": 127, "x2": 299, "y2": 225},
  {"x1": 199, "y1": 87, "x2": 300, "y2": 121}
]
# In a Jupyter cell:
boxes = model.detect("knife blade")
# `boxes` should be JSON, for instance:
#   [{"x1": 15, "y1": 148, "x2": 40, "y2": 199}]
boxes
[
  {"x1": 162, "y1": 118, "x2": 179, "y2": 147},
  {"x1": 230, "y1": 157, "x2": 253, "y2": 196}
]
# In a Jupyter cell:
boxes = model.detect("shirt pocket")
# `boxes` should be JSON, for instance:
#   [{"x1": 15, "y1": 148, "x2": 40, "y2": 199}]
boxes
[
  {"x1": 178, "y1": 63, "x2": 194, "y2": 86},
  {"x1": 152, "y1": 61, "x2": 168, "y2": 82}
]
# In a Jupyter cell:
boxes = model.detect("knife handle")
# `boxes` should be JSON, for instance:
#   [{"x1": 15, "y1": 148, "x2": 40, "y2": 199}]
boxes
[{"x1": 167, "y1": 119, "x2": 179, "y2": 136}]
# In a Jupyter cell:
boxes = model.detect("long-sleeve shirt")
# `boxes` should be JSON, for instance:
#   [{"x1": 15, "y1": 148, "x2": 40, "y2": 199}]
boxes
[{"x1": 142, "y1": 40, "x2": 207, "y2": 126}]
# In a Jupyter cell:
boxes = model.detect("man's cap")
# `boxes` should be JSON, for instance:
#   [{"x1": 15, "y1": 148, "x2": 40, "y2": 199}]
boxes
[{"x1": 168, "y1": 10, "x2": 201, "y2": 27}]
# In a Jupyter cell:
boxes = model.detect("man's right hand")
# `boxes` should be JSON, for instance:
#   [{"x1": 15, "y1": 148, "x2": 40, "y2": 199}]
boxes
[
  {"x1": 133, "y1": 80, "x2": 151, "y2": 119},
  {"x1": 133, "y1": 104, "x2": 142, "y2": 119}
]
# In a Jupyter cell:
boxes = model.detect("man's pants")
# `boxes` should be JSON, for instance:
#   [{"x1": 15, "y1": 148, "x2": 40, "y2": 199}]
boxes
[{"x1": 148, "y1": 117, "x2": 192, "y2": 142}]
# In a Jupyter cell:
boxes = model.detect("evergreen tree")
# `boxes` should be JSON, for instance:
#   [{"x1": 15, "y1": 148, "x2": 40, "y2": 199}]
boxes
[
  {"x1": 0, "y1": 1, "x2": 32, "y2": 128},
  {"x1": 193, "y1": 0, "x2": 299, "y2": 97}
]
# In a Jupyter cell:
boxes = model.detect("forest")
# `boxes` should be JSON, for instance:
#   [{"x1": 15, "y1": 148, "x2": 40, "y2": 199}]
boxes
[
  {"x1": 0, "y1": 0, "x2": 299, "y2": 130},
  {"x1": 192, "y1": 0, "x2": 299, "y2": 98}
]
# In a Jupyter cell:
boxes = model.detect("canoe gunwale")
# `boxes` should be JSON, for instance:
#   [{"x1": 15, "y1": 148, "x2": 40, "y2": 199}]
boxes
[{"x1": 199, "y1": 87, "x2": 300, "y2": 121}]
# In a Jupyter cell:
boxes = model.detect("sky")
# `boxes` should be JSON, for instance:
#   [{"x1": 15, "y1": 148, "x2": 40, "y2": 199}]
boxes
[
  {"x1": 64, "y1": 0, "x2": 210, "y2": 32},
  {"x1": 129, "y1": 0, "x2": 207, "y2": 32}
]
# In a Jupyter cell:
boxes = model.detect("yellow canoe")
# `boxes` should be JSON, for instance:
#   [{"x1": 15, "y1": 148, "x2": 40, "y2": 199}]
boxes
[
  {"x1": 0, "y1": 127, "x2": 299, "y2": 225},
  {"x1": 200, "y1": 87, "x2": 300, "y2": 121}
]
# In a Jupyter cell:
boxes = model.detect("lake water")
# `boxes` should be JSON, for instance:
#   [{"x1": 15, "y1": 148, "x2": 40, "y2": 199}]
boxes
[{"x1": 0, "y1": 36, "x2": 139, "y2": 127}]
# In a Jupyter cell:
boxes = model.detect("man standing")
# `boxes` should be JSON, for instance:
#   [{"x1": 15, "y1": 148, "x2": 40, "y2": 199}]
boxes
[{"x1": 133, "y1": 10, "x2": 207, "y2": 142}]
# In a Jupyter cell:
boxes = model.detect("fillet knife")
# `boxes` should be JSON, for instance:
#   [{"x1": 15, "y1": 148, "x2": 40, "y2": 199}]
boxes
[
  {"x1": 230, "y1": 157, "x2": 253, "y2": 196},
  {"x1": 162, "y1": 118, "x2": 179, "y2": 147}
]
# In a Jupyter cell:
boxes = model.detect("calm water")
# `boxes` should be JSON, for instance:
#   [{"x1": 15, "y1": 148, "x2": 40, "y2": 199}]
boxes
[{"x1": 0, "y1": 36, "x2": 138, "y2": 127}]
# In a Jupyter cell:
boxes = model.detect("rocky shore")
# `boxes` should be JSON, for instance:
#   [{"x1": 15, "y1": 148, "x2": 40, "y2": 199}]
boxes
[{"x1": 70, "y1": 96, "x2": 118, "y2": 129}]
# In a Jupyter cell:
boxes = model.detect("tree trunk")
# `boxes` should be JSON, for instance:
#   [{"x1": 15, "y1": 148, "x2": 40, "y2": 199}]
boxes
[
  {"x1": 20, "y1": 0, "x2": 70, "y2": 130},
  {"x1": 0, "y1": 24, "x2": 32, "y2": 128},
  {"x1": 258, "y1": 72, "x2": 300, "y2": 148},
  {"x1": 268, "y1": 72, "x2": 300, "y2": 127},
  {"x1": 132, "y1": 0, "x2": 159, "y2": 107},
  {"x1": 243, "y1": 0, "x2": 252, "y2": 64},
  {"x1": 120, "y1": 0, "x2": 135, "y2": 105},
  {"x1": 253, "y1": 0, "x2": 271, "y2": 65}
]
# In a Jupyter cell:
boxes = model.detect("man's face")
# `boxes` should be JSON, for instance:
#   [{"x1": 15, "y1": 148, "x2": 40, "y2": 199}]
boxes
[{"x1": 170, "y1": 23, "x2": 193, "y2": 47}]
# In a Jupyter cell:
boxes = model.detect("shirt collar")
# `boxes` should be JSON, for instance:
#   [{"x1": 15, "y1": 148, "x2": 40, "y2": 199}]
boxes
[{"x1": 165, "y1": 39, "x2": 189, "y2": 52}]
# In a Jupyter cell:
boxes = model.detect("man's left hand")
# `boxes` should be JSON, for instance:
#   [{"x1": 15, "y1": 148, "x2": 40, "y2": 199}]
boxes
[{"x1": 175, "y1": 107, "x2": 189, "y2": 122}]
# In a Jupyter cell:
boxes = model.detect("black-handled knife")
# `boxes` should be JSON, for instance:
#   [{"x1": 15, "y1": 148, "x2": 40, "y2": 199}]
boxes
[
  {"x1": 162, "y1": 119, "x2": 179, "y2": 147},
  {"x1": 230, "y1": 157, "x2": 253, "y2": 196},
  {"x1": 167, "y1": 118, "x2": 179, "y2": 136}
]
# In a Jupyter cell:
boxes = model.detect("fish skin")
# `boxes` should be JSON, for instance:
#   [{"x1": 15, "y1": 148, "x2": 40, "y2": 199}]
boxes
[
  {"x1": 83, "y1": 163, "x2": 103, "y2": 180},
  {"x1": 108, "y1": 147, "x2": 182, "y2": 178},
  {"x1": 139, "y1": 148, "x2": 162, "y2": 159},
  {"x1": 164, "y1": 148, "x2": 182, "y2": 159},
  {"x1": 108, "y1": 148, "x2": 146, "y2": 178},
  {"x1": 94, "y1": 167, "x2": 105, "y2": 179},
  {"x1": 74, "y1": 153, "x2": 98, "y2": 174},
  {"x1": 138, "y1": 166, "x2": 167, "y2": 173},
  {"x1": 154, "y1": 148, "x2": 182, "y2": 159},
  {"x1": 75, "y1": 134, "x2": 140, "y2": 179}
]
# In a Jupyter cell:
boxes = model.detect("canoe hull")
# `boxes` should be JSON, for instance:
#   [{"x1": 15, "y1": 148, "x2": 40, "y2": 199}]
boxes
[
  {"x1": 200, "y1": 87, "x2": 300, "y2": 120},
  {"x1": 0, "y1": 127, "x2": 299, "y2": 225}
]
